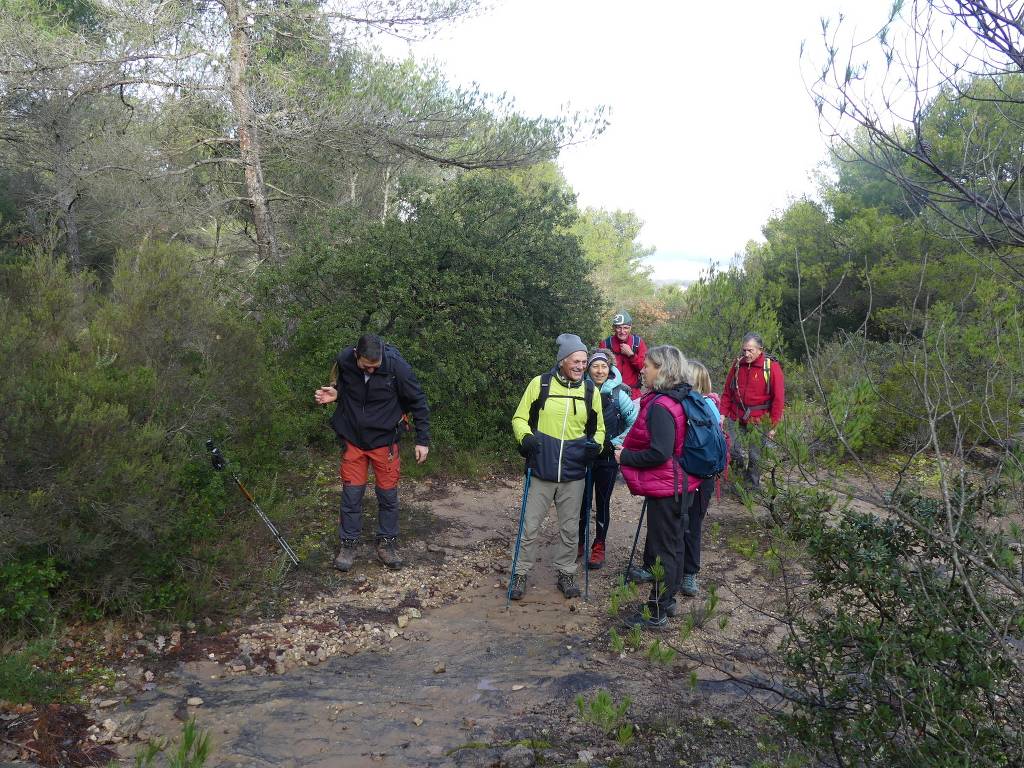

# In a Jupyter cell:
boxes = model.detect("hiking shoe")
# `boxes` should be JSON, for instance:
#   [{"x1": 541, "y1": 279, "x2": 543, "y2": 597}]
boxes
[
  {"x1": 375, "y1": 536, "x2": 404, "y2": 569},
  {"x1": 664, "y1": 599, "x2": 680, "y2": 618},
  {"x1": 557, "y1": 571, "x2": 581, "y2": 599},
  {"x1": 509, "y1": 573, "x2": 527, "y2": 601},
  {"x1": 680, "y1": 574, "x2": 699, "y2": 597},
  {"x1": 333, "y1": 539, "x2": 359, "y2": 572},
  {"x1": 627, "y1": 565, "x2": 654, "y2": 584},
  {"x1": 587, "y1": 540, "x2": 605, "y2": 570},
  {"x1": 622, "y1": 608, "x2": 669, "y2": 630}
]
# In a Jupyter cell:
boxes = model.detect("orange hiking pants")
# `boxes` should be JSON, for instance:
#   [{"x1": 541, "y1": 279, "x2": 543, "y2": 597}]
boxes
[{"x1": 339, "y1": 443, "x2": 400, "y2": 489}]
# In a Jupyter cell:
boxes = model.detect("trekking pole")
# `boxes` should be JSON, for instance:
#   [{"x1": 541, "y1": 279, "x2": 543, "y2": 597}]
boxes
[
  {"x1": 582, "y1": 464, "x2": 593, "y2": 601},
  {"x1": 206, "y1": 440, "x2": 300, "y2": 566},
  {"x1": 624, "y1": 497, "x2": 648, "y2": 585},
  {"x1": 506, "y1": 467, "x2": 532, "y2": 609}
]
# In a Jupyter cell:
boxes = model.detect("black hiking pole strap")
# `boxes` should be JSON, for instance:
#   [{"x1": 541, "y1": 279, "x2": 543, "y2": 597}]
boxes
[{"x1": 624, "y1": 498, "x2": 647, "y2": 584}]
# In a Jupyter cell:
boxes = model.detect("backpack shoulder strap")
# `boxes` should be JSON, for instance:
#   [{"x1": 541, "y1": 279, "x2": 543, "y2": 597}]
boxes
[
  {"x1": 584, "y1": 378, "x2": 597, "y2": 440},
  {"x1": 764, "y1": 354, "x2": 772, "y2": 397},
  {"x1": 527, "y1": 372, "x2": 553, "y2": 432},
  {"x1": 631, "y1": 334, "x2": 640, "y2": 353},
  {"x1": 604, "y1": 335, "x2": 614, "y2": 350}
]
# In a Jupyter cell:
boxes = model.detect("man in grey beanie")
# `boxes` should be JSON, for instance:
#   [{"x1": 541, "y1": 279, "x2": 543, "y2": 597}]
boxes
[{"x1": 509, "y1": 334, "x2": 605, "y2": 602}]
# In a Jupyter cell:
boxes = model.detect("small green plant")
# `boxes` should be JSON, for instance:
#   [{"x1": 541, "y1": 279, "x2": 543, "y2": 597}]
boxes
[
  {"x1": 0, "y1": 637, "x2": 73, "y2": 704},
  {"x1": 646, "y1": 638, "x2": 676, "y2": 664},
  {"x1": 134, "y1": 719, "x2": 210, "y2": 768},
  {"x1": 688, "y1": 585, "x2": 720, "y2": 629},
  {"x1": 626, "y1": 624, "x2": 644, "y2": 650},
  {"x1": 727, "y1": 534, "x2": 758, "y2": 559},
  {"x1": 609, "y1": 627, "x2": 625, "y2": 653},
  {"x1": 576, "y1": 690, "x2": 633, "y2": 741},
  {"x1": 607, "y1": 576, "x2": 638, "y2": 617}
]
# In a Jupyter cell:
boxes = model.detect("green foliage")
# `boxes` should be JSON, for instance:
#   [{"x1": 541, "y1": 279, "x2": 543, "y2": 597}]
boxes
[
  {"x1": 133, "y1": 718, "x2": 210, "y2": 768},
  {"x1": 266, "y1": 172, "x2": 602, "y2": 449},
  {"x1": 0, "y1": 558, "x2": 62, "y2": 634},
  {"x1": 0, "y1": 638, "x2": 74, "y2": 704},
  {"x1": 654, "y1": 261, "x2": 784, "y2": 378},
  {"x1": 0, "y1": 247, "x2": 290, "y2": 627},
  {"x1": 576, "y1": 689, "x2": 634, "y2": 743},
  {"x1": 777, "y1": 483, "x2": 1024, "y2": 767}
]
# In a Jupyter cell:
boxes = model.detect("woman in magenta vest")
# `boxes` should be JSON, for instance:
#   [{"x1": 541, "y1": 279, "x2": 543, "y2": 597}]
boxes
[{"x1": 615, "y1": 345, "x2": 702, "y2": 628}]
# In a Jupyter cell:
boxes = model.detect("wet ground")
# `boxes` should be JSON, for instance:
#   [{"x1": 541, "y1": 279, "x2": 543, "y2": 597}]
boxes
[{"x1": 8, "y1": 477, "x2": 796, "y2": 768}]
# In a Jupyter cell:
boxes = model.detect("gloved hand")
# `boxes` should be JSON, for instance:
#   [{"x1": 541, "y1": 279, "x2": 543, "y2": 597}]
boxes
[
  {"x1": 584, "y1": 440, "x2": 602, "y2": 463},
  {"x1": 518, "y1": 433, "x2": 540, "y2": 458}
]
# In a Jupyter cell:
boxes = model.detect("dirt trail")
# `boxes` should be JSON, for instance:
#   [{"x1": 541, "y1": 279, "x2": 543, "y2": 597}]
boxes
[{"x1": 110, "y1": 478, "x2": 785, "y2": 767}]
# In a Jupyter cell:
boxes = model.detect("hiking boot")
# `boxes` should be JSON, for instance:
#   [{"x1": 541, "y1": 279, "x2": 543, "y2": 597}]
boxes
[
  {"x1": 664, "y1": 599, "x2": 680, "y2": 618},
  {"x1": 680, "y1": 574, "x2": 699, "y2": 597},
  {"x1": 509, "y1": 573, "x2": 527, "y2": 601},
  {"x1": 333, "y1": 539, "x2": 359, "y2": 572},
  {"x1": 587, "y1": 540, "x2": 605, "y2": 570},
  {"x1": 375, "y1": 536, "x2": 404, "y2": 569},
  {"x1": 627, "y1": 565, "x2": 654, "y2": 584},
  {"x1": 557, "y1": 571, "x2": 581, "y2": 599},
  {"x1": 622, "y1": 607, "x2": 669, "y2": 630}
]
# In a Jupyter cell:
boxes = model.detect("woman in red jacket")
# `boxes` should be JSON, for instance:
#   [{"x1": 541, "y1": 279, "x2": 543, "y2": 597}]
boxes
[{"x1": 719, "y1": 332, "x2": 784, "y2": 490}]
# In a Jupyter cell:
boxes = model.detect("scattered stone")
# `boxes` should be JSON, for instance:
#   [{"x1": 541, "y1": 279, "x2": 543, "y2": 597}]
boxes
[
  {"x1": 229, "y1": 663, "x2": 247, "y2": 673},
  {"x1": 118, "y1": 712, "x2": 146, "y2": 738},
  {"x1": 97, "y1": 699, "x2": 119, "y2": 709},
  {"x1": 433, "y1": 662, "x2": 446, "y2": 674},
  {"x1": 143, "y1": 670, "x2": 154, "y2": 682},
  {"x1": 186, "y1": 697, "x2": 204, "y2": 707},
  {"x1": 251, "y1": 665, "x2": 267, "y2": 676},
  {"x1": 577, "y1": 749, "x2": 594, "y2": 764},
  {"x1": 406, "y1": 608, "x2": 422, "y2": 619},
  {"x1": 500, "y1": 743, "x2": 536, "y2": 768},
  {"x1": 397, "y1": 615, "x2": 410, "y2": 629},
  {"x1": 511, "y1": 684, "x2": 525, "y2": 691},
  {"x1": 413, "y1": 717, "x2": 423, "y2": 726}
]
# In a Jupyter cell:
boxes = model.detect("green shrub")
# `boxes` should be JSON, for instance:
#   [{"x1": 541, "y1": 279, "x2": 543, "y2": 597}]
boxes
[{"x1": 0, "y1": 558, "x2": 62, "y2": 634}]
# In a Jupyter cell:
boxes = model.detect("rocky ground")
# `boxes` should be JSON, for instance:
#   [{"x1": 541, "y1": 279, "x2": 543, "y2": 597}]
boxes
[{"x1": 1, "y1": 475, "x2": 804, "y2": 768}]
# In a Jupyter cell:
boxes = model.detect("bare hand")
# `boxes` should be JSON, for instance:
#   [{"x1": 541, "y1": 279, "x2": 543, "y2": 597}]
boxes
[
  {"x1": 767, "y1": 428, "x2": 776, "y2": 441},
  {"x1": 415, "y1": 445, "x2": 429, "y2": 464},
  {"x1": 619, "y1": 344, "x2": 634, "y2": 357},
  {"x1": 315, "y1": 386, "x2": 337, "y2": 405},
  {"x1": 614, "y1": 446, "x2": 624, "y2": 463}
]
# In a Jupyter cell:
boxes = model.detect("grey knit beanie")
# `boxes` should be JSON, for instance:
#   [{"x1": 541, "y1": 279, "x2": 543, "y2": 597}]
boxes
[
  {"x1": 587, "y1": 348, "x2": 611, "y2": 368},
  {"x1": 555, "y1": 333, "x2": 588, "y2": 363}
]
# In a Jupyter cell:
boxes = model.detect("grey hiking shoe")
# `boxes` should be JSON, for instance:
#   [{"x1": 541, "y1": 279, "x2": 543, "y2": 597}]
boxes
[
  {"x1": 509, "y1": 573, "x2": 527, "y2": 601},
  {"x1": 375, "y1": 536, "x2": 404, "y2": 569},
  {"x1": 627, "y1": 565, "x2": 654, "y2": 584},
  {"x1": 557, "y1": 571, "x2": 581, "y2": 599},
  {"x1": 333, "y1": 539, "x2": 359, "y2": 571},
  {"x1": 680, "y1": 573, "x2": 699, "y2": 597}
]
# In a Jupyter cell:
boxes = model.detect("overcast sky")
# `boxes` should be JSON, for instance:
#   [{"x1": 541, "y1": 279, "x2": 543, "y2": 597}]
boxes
[{"x1": 383, "y1": 0, "x2": 893, "y2": 281}]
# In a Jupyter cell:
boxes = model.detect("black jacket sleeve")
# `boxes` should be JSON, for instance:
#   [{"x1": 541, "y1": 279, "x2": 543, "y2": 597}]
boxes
[
  {"x1": 620, "y1": 402, "x2": 675, "y2": 468},
  {"x1": 394, "y1": 357, "x2": 431, "y2": 446}
]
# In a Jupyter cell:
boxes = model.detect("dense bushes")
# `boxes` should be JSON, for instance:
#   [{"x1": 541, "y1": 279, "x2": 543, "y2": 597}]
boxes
[
  {"x1": 264, "y1": 172, "x2": 603, "y2": 450},
  {"x1": 0, "y1": 247, "x2": 287, "y2": 631}
]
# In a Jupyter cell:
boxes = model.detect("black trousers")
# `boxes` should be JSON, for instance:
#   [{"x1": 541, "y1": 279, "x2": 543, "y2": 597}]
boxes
[
  {"x1": 641, "y1": 495, "x2": 684, "y2": 615},
  {"x1": 578, "y1": 457, "x2": 617, "y2": 544},
  {"x1": 676, "y1": 478, "x2": 714, "y2": 581}
]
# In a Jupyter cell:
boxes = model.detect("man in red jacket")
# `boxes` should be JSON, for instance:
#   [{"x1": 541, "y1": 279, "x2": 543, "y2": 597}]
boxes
[
  {"x1": 598, "y1": 310, "x2": 647, "y2": 400},
  {"x1": 720, "y1": 332, "x2": 784, "y2": 490}
]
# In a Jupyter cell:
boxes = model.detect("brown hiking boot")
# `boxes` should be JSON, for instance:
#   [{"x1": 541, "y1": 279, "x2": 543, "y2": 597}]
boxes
[
  {"x1": 557, "y1": 571, "x2": 581, "y2": 599},
  {"x1": 375, "y1": 536, "x2": 404, "y2": 569},
  {"x1": 333, "y1": 539, "x2": 359, "y2": 572}
]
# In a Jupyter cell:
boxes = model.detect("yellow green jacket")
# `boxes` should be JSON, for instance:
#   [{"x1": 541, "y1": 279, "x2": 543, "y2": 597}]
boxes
[{"x1": 512, "y1": 370, "x2": 605, "y2": 482}]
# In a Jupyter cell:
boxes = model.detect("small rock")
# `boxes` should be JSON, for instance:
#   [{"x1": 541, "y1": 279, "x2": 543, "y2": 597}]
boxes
[
  {"x1": 433, "y1": 662, "x2": 446, "y2": 674},
  {"x1": 274, "y1": 661, "x2": 287, "y2": 675},
  {"x1": 577, "y1": 750, "x2": 594, "y2": 764},
  {"x1": 397, "y1": 615, "x2": 410, "y2": 629},
  {"x1": 406, "y1": 608, "x2": 422, "y2": 619},
  {"x1": 251, "y1": 665, "x2": 267, "y2": 676},
  {"x1": 118, "y1": 712, "x2": 146, "y2": 738},
  {"x1": 97, "y1": 699, "x2": 119, "y2": 709},
  {"x1": 511, "y1": 684, "x2": 525, "y2": 691},
  {"x1": 413, "y1": 717, "x2": 423, "y2": 726},
  {"x1": 500, "y1": 743, "x2": 536, "y2": 768},
  {"x1": 386, "y1": 629, "x2": 399, "y2": 640},
  {"x1": 229, "y1": 663, "x2": 246, "y2": 673},
  {"x1": 143, "y1": 670, "x2": 154, "y2": 682},
  {"x1": 186, "y1": 697, "x2": 204, "y2": 707}
]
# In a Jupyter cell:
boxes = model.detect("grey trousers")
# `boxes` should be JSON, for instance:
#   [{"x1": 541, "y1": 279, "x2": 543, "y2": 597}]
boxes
[
  {"x1": 514, "y1": 476, "x2": 584, "y2": 577},
  {"x1": 727, "y1": 419, "x2": 767, "y2": 489},
  {"x1": 340, "y1": 484, "x2": 399, "y2": 540}
]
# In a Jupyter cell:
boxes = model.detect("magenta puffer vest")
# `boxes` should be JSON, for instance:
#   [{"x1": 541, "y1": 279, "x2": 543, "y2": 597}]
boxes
[{"x1": 621, "y1": 393, "x2": 702, "y2": 498}]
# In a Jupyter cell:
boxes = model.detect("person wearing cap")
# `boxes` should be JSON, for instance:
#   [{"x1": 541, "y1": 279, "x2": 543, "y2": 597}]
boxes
[
  {"x1": 509, "y1": 334, "x2": 605, "y2": 601},
  {"x1": 578, "y1": 348, "x2": 639, "y2": 569},
  {"x1": 599, "y1": 310, "x2": 647, "y2": 400}
]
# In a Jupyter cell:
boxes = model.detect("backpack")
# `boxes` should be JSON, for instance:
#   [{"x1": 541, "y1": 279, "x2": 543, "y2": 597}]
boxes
[
  {"x1": 600, "y1": 383, "x2": 630, "y2": 443},
  {"x1": 653, "y1": 386, "x2": 727, "y2": 480},
  {"x1": 604, "y1": 334, "x2": 640, "y2": 355},
  {"x1": 528, "y1": 373, "x2": 598, "y2": 440}
]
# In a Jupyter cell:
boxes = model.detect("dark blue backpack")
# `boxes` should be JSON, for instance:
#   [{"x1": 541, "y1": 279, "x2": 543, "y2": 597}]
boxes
[{"x1": 678, "y1": 387, "x2": 727, "y2": 479}]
